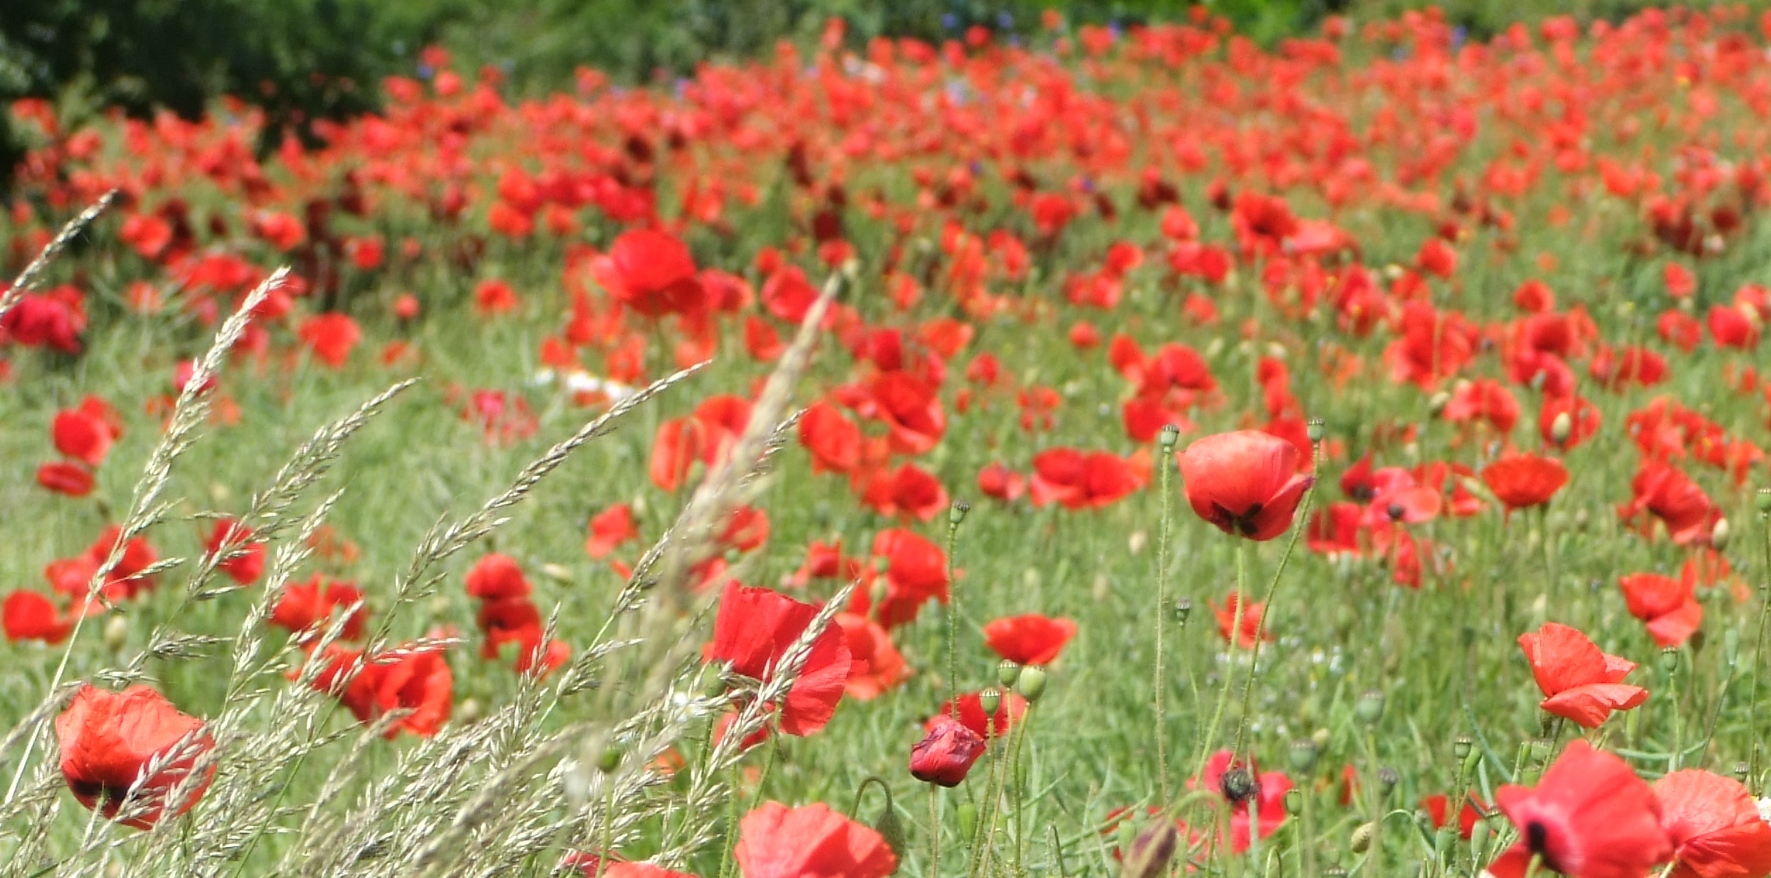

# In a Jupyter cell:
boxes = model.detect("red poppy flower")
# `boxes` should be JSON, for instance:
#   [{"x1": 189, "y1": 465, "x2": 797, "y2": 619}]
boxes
[
  {"x1": 982, "y1": 614, "x2": 1077, "y2": 666},
  {"x1": 465, "y1": 553, "x2": 531, "y2": 600},
  {"x1": 931, "y1": 691, "x2": 1028, "y2": 740},
  {"x1": 1540, "y1": 395, "x2": 1602, "y2": 450},
  {"x1": 1655, "y1": 769, "x2": 1771, "y2": 878},
  {"x1": 798, "y1": 401, "x2": 862, "y2": 474},
  {"x1": 856, "y1": 372, "x2": 946, "y2": 455},
  {"x1": 270, "y1": 574, "x2": 367, "y2": 640},
  {"x1": 708, "y1": 583, "x2": 851, "y2": 737},
  {"x1": 834, "y1": 613, "x2": 909, "y2": 700},
  {"x1": 1481, "y1": 454, "x2": 1569, "y2": 512},
  {"x1": 1442, "y1": 379, "x2": 1520, "y2": 434},
  {"x1": 977, "y1": 461, "x2": 1026, "y2": 502},
  {"x1": 297, "y1": 313, "x2": 361, "y2": 368},
  {"x1": 1177, "y1": 431, "x2": 1314, "y2": 540},
  {"x1": 650, "y1": 395, "x2": 751, "y2": 492},
  {"x1": 37, "y1": 461, "x2": 95, "y2": 496},
  {"x1": 1485, "y1": 740, "x2": 1672, "y2": 878},
  {"x1": 56, "y1": 684, "x2": 216, "y2": 829},
  {"x1": 1517, "y1": 622, "x2": 1648, "y2": 728},
  {"x1": 309, "y1": 643, "x2": 453, "y2": 738},
  {"x1": 4, "y1": 590, "x2": 73, "y2": 643},
  {"x1": 1306, "y1": 502, "x2": 1363, "y2": 555},
  {"x1": 859, "y1": 463, "x2": 948, "y2": 522},
  {"x1": 590, "y1": 229, "x2": 704, "y2": 319},
  {"x1": 910, "y1": 714, "x2": 987, "y2": 787},
  {"x1": 562, "y1": 856, "x2": 696, "y2": 878},
  {"x1": 204, "y1": 518, "x2": 264, "y2": 585},
  {"x1": 858, "y1": 528, "x2": 950, "y2": 629},
  {"x1": 733, "y1": 801, "x2": 896, "y2": 878},
  {"x1": 1618, "y1": 573, "x2": 1702, "y2": 648},
  {"x1": 1213, "y1": 592, "x2": 1271, "y2": 649},
  {"x1": 1618, "y1": 462, "x2": 1717, "y2": 545},
  {"x1": 1030, "y1": 448, "x2": 1145, "y2": 510},
  {"x1": 585, "y1": 504, "x2": 640, "y2": 559},
  {"x1": 52, "y1": 407, "x2": 114, "y2": 466}
]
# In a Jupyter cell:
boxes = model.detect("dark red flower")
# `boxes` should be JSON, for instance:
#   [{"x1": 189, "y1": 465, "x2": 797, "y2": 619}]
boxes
[
  {"x1": 37, "y1": 461, "x2": 95, "y2": 496},
  {"x1": 733, "y1": 801, "x2": 896, "y2": 878},
  {"x1": 708, "y1": 583, "x2": 850, "y2": 737},
  {"x1": 56, "y1": 684, "x2": 215, "y2": 829},
  {"x1": 309, "y1": 643, "x2": 454, "y2": 738},
  {"x1": 204, "y1": 518, "x2": 264, "y2": 585},
  {"x1": 1517, "y1": 622, "x2": 1648, "y2": 728},
  {"x1": 910, "y1": 714, "x2": 987, "y2": 787},
  {"x1": 1486, "y1": 740, "x2": 1672, "y2": 878},
  {"x1": 269, "y1": 574, "x2": 367, "y2": 640},
  {"x1": 1178, "y1": 431, "x2": 1314, "y2": 540},
  {"x1": 590, "y1": 229, "x2": 703, "y2": 318},
  {"x1": 982, "y1": 614, "x2": 1077, "y2": 666},
  {"x1": 1030, "y1": 448, "x2": 1146, "y2": 510},
  {"x1": 3, "y1": 590, "x2": 72, "y2": 643}
]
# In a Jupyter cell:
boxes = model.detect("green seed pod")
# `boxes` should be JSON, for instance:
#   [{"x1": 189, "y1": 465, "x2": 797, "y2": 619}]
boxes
[
  {"x1": 957, "y1": 799, "x2": 978, "y2": 841},
  {"x1": 1660, "y1": 647, "x2": 1680, "y2": 675},
  {"x1": 1289, "y1": 738, "x2": 1319, "y2": 772},
  {"x1": 1015, "y1": 665, "x2": 1048, "y2": 702},
  {"x1": 1757, "y1": 488, "x2": 1771, "y2": 514},
  {"x1": 978, "y1": 687, "x2": 1002, "y2": 717},
  {"x1": 1356, "y1": 690, "x2": 1386, "y2": 725},
  {"x1": 1453, "y1": 736, "x2": 1473, "y2": 761},
  {"x1": 997, "y1": 659, "x2": 1021, "y2": 689},
  {"x1": 1158, "y1": 423, "x2": 1181, "y2": 454},
  {"x1": 1173, "y1": 598, "x2": 1192, "y2": 626},
  {"x1": 597, "y1": 744, "x2": 623, "y2": 774},
  {"x1": 1725, "y1": 627, "x2": 1741, "y2": 669},
  {"x1": 1284, "y1": 788, "x2": 1304, "y2": 814},
  {"x1": 949, "y1": 501, "x2": 970, "y2": 525},
  {"x1": 1307, "y1": 418, "x2": 1325, "y2": 443}
]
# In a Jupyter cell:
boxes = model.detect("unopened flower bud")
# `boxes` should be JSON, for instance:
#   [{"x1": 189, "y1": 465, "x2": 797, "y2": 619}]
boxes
[
  {"x1": 1549, "y1": 411, "x2": 1574, "y2": 446},
  {"x1": 873, "y1": 797, "x2": 906, "y2": 860},
  {"x1": 957, "y1": 799, "x2": 978, "y2": 840},
  {"x1": 997, "y1": 659, "x2": 1020, "y2": 688},
  {"x1": 1661, "y1": 647, "x2": 1680, "y2": 675},
  {"x1": 1289, "y1": 738, "x2": 1319, "y2": 772},
  {"x1": 949, "y1": 501, "x2": 970, "y2": 525},
  {"x1": 978, "y1": 688, "x2": 1002, "y2": 717},
  {"x1": 911, "y1": 716, "x2": 986, "y2": 787},
  {"x1": 1734, "y1": 761, "x2": 1751, "y2": 784},
  {"x1": 1725, "y1": 627, "x2": 1741, "y2": 669},
  {"x1": 457, "y1": 697, "x2": 483, "y2": 725},
  {"x1": 1356, "y1": 690, "x2": 1386, "y2": 725},
  {"x1": 1378, "y1": 766, "x2": 1400, "y2": 797},
  {"x1": 597, "y1": 744, "x2": 623, "y2": 773},
  {"x1": 1118, "y1": 818, "x2": 1178, "y2": 878},
  {"x1": 1284, "y1": 788, "x2": 1304, "y2": 814},
  {"x1": 1711, "y1": 517, "x2": 1731, "y2": 550},
  {"x1": 1453, "y1": 736, "x2": 1473, "y2": 761},
  {"x1": 1427, "y1": 391, "x2": 1451, "y2": 416},
  {"x1": 1015, "y1": 665, "x2": 1047, "y2": 702},
  {"x1": 103, "y1": 614, "x2": 130, "y2": 652},
  {"x1": 1350, "y1": 821, "x2": 1375, "y2": 853}
]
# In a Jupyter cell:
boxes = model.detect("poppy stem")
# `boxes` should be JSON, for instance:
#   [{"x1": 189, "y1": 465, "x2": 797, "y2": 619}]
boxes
[
  {"x1": 1748, "y1": 510, "x2": 1771, "y2": 787},
  {"x1": 1155, "y1": 426, "x2": 1178, "y2": 802},
  {"x1": 928, "y1": 785, "x2": 942, "y2": 878},
  {"x1": 1232, "y1": 439, "x2": 1318, "y2": 761},
  {"x1": 946, "y1": 501, "x2": 966, "y2": 718},
  {"x1": 1193, "y1": 541, "x2": 1248, "y2": 789}
]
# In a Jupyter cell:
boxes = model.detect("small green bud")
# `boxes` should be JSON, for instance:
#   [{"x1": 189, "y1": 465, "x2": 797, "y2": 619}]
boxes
[
  {"x1": 1356, "y1": 690, "x2": 1386, "y2": 725},
  {"x1": 1015, "y1": 665, "x2": 1047, "y2": 702},
  {"x1": 1378, "y1": 766, "x2": 1400, "y2": 798},
  {"x1": 1461, "y1": 741, "x2": 1482, "y2": 780},
  {"x1": 103, "y1": 614, "x2": 130, "y2": 652},
  {"x1": 978, "y1": 688, "x2": 1002, "y2": 717},
  {"x1": 997, "y1": 659, "x2": 1021, "y2": 689},
  {"x1": 1661, "y1": 647, "x2": 1680, "y2": 675},
  {"x1": 1434, "y1": 826, "x2": 1457, "y2": 856},
  {"x1": 1734, "y1": 761, "x2": 1751, "y2": 784},
  {"x1": 949, "y1": 500, "x2": 970, "y2": 525},
  {"x1": 597, "y1": 745, "x2": 623, "y2": 773},
  {"x1": 957, "y1": 799, "x2": 978, "y2": 840},
  {"x1": 1289, "y1": 738, "x2": 1319, "y2": 772},
  {"x1": 872, "y1": 800, "x2": 906, "y2": 863}
]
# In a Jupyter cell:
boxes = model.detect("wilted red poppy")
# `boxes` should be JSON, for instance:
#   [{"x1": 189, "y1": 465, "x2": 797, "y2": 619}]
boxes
[
  {"x1": 37, "y1": 461, "x2": 95, "y2": 496},
  {"x1": 910, "y1": 714, "x2": 986, "y2": 787},
  {"x1": 1485, "y1": 740, "x2": 1672, "y2": 878},
  {"x1": 1618, "y1": 573, "x2": 1702, "y2": 648},
  {"x1": 1481, "y1": 454, "x2": 1569, "y2": 512},
  {"x1": 56, "y1": 684, "x2": 216, "y2": 829},
  {"x1": 733, "y1": 801, "x2": 896, "y2": 878},
  {"x1": 270, "y1": 574, "x2": 367, "y2": 640},
  {"x1": 834, "y1": 613, "x2": 908, "y2": 700},
  {"x1": 1178, "y1": 431, "x2": 1313, "y2": 540},
  {"x1": 708, "y1": 583, "x2": 851, "y2": 737},
  {"x1": 585, "y1": 504, "x2": 640, "y2": 559},
  {"x1": 3, "y1": 590, "x2": 73, "y2": 643},
  {"x1": 204, "y1": 518, "x2": 264, "y2": 585},
  {"x1": 982, "y1": 614, "x2": 1077, "y2": 666},
  {"x1": 309, "y1": 643, "x2": 453, "y2": 738},
  {"x1": 1655, "y1": 769, "x2": 1771, "y2": 878},
  {"x1": 1517, "y1": 622, "x2": 1648, "y2": 728}
]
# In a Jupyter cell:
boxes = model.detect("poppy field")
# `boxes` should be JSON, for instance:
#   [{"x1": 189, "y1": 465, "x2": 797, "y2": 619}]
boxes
[{"x1": 8, "y1": 6, "x2": 1771, "y2": 877}]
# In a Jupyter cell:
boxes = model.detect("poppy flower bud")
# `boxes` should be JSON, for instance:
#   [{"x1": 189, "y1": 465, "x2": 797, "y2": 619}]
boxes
[
  {"x1": 1757, "y1": 488, "x2": 1771, "y2": 514},
  {"x1": 957, "y1": 799, "x2": 978, "y2": 839},
  {"x1": 457, "y1": 697, "x2": 483, "y2": 725},
  {"x1": 1377, "y1": 766, "x2": 1399, "y2": 797},
  {"x1": 997, "y1": 659, "x2": 1020, "y2": 688},
  {"x1": 1350, "y1": 821, "x2": 1375, "y2": 853},
  {"x1": 1660, "y1": 647, "x2": 1680, "y2": 675},
  {"x1": 910, "y1": 716, "x2": 986, "y2": 787},
  {"x1": 1284, "y1": 788, "x2": 1303, "y2": 814},
  {"x1": 948, "y1": 500, "x2": 970, "y2": 525},
  {"x1": 1014, "y1": 665, "x2": 1047, "y2": 702},
  {"x1": 1711, "y1": 516, "x2": 1731, "y2": 550},
  {"x1": 1427, "y1": 391, "x2": 1451, "y2": 415},
  {"x1": 978, "y1": 688, "x2": 1001, "y2": 717},
  {"x1": 103, "y1": 614, "x2": 129, "y2": 652},
  {"x1": 1157, "y1": 424, "x2": 1180, "y2": 454},
  {"x1": 871, "y1": 794, "x2": 906, "y2": 860},
  {"x1": 1355, "y1": 690, "x2": 1385, "y2": 725},
  {"x1": 1118, "y1": 818, "x2": 1178, "y2": 878},
  {"x1": 1289, "y1": 738, "x2": 1319, "y2": 772},
  {"x1": 1452, "y1": 736, "x2": 1472, "y2": 761},
  {"x1": 1734, "y1": 761, "x2": 1751, "y2": 784},
  {"x1": 1549, "y1": 411, "x2": 1574, "y2": 446},
  {"x1": 597, "y1": 744, "x2": 623, "y2": 773}
]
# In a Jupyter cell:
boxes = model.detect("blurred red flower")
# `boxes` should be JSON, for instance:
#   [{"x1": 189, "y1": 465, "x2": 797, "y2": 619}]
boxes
[
  {"x1": 709, "y1": 583, "x2": 850, "y2": 737},
  {"x1": 1486, "y1": 740, "x2": 1671, "y2": 878},
  {"x1": 982, "y1": 614, "x2": 1077, "y2": 666},
  {"x1": 1618, "y1": 573, "x2": 1702, "y2": 648},
  {"x1": 1178, "y1": 431, "x2": 1314, "y2": 540},
  {"x1": 1481, "y1": 454, "x2": 1569, "y2": 512},
  {"x1": 733, "y1": 801, "x2": 895, "y2": 878},
  {"x1": 1655, "y1": 769, "x2": 1771, "y2": 878},
  {"x1": 56, "y1": 684, "x2": 215, "y2": 829}
]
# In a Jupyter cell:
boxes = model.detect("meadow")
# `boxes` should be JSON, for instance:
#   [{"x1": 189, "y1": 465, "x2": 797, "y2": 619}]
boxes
[{"x1": 3, "y1": 6, "x2": 1771, "y2": 877}]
